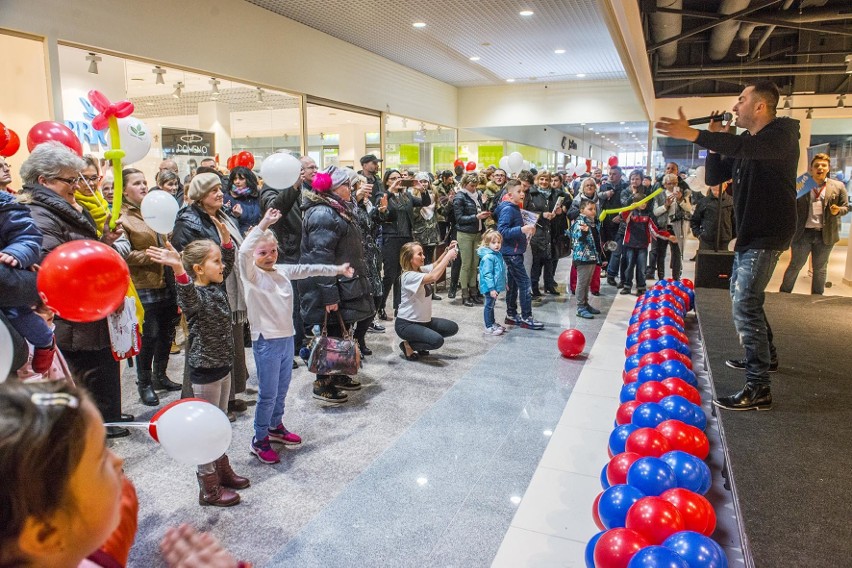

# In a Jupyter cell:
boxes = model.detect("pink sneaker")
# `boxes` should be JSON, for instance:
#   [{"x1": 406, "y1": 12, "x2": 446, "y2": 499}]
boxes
[
  {"x1": 268, "y1": 425, "x2": 302, "y2": 446},
  {"x1": 250, "y1": 436, "x2": 280, "y2": 464}
]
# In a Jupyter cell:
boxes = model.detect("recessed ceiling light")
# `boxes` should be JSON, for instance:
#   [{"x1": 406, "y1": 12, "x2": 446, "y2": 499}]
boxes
[
  {"x1": 554, "y1": 49, "x2": 565, "y2": 54},
  {"x1": 469, "y1": 56, "x2": 480, "y2": 61},
  {"x1": 506, "y1": 78, "x2": 515, "y2": 83},
  {"x1": 412, "y1": 22, "x2": 426, "y2": 28},
  {"x1": 520, "y1": 10, "x2": 534, "y2": 16},
  {"x1": 619, "y1": 121, "x2": 625, "y2": 125},
  {"x1": 580, "y1": 123, "x2": 586, "y2": 126},
  {"x1": 576, "y1": 73, "x2": 586, "y2": 78}
]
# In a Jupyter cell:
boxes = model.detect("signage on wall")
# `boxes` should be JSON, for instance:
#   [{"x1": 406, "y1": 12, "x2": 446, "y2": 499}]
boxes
[
  {"x1": 65, "y1": 97, "x2": 108, "y2": 150},
  {"x1": 161, "y1": 128, "x2": 215, "y2": 157}
]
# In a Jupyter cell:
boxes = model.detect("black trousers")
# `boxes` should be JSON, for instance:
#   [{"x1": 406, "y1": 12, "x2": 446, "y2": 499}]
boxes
[
  {"x1": 395, "y1": 317, "x2": 459, "y2": 352},
  {"x1": 64, "y1": 347, "x2": 122, "y2": 421},
  {"x1": 136, "y1": 299, "x2": 180, "y2": 373},
  {"x1": 381, "y1": 236, "x2": 409, "y2": 311}
]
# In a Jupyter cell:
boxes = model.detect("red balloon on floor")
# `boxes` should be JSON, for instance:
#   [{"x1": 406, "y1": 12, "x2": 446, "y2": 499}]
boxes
[
  {"x1": 625, "y1": 427, "x2": 672, "y2": 457},
  {"x1": 660, "y1": 488, "x2": 715, "y2": 535},
  {"x1": 594, "y1": 528, "x2": 648, "y2": 568},
  {"x1": 37, "y1": 240, "x2": 130, "y2": 322},
  {"x1": 636, "y1": 381, "x2": 671, "y2": 403},
  {"x1": 607, "y1": 452, "x2": 642, "y2": 486},
  {"x1": 661, "y1": 378, "x2": 701, "y2": 405},
  {"x1": 616, "y1": 401, "x2": 641, "y2": 425},
  {"x1": 593, "y1": 492, "x2": 606, "y2": 530},
  {"x1": 558, "y1": 328, "x2": 585, "y2": 357},
  {"x1": 625, "y1": 496, "x2": 685, "y2": 544}
]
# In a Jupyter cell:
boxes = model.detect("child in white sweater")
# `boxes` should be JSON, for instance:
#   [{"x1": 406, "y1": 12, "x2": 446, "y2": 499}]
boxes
[{"x1": 240, "y1": 208, "x2": 353, "y2": 464}]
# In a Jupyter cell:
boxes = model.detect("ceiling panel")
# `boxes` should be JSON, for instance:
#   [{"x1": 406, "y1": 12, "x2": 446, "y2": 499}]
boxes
[{"x1": 245, "y1": 0, "x2": 627, "y2": 86}]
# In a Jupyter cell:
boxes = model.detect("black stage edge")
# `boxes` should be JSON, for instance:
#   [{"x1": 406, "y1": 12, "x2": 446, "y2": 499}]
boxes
[{"x1": 695, "y1": 289, "x2": 852, "y2": 568}]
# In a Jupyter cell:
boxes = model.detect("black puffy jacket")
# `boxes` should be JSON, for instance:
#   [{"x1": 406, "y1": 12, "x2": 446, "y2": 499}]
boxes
[
  {"x1": 260, "y1": 184, "x2": 303, "y2": 263},
  {"x1": 298, "y1": 191, "x2": 375, "y2": 326},
  {"x1": 453, "y1": 191, "x2": 484, "y2": 235}
]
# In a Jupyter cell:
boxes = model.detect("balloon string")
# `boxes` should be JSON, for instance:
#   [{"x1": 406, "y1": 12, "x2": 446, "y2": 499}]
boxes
[
  {"x1": 598, "y1": 187, "x2": 664, "y2": 222},
  {"x1": 103, "y1": 422, "x2": 150, "y2": 429}
]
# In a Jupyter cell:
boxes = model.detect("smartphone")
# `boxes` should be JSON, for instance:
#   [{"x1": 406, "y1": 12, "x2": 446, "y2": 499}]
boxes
[{"x1": 399, "y1": 179, "x2": 417, "y2": 187}]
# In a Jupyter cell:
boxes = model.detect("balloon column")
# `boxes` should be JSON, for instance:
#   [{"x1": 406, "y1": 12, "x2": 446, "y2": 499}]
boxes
[{"x1": 588, "y1": 279, "x2": 726, "y2": 568}]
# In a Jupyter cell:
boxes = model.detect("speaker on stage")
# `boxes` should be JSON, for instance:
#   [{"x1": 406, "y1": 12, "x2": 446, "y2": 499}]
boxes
[{"x1": 695, "y1": 250, "x2": 735, "y2": 288}]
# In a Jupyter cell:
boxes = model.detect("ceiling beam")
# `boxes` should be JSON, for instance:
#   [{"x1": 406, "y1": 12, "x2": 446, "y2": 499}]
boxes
[
  {"x1": 646, "y1": 0, "x2": 784, "y2": 52},
  {"x1": 654, "y1": 7, "x2": 852, "y2": 38},
  {"x1": 658, "y1": 62, "x2": 845, "y2": 74},
  {"x1": 657, "y1": 69, "x2": 842, "y2": 81}
]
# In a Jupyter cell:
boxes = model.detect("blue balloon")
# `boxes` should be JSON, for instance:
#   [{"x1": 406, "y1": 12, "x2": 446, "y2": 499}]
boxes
[
  {"x1": 663, "y1": 531, "x2": 728, "y2": 568},
  {"x1": 638, "y1": 339, "x2": 663, "y2": 356},
  {"x1": 627, "y1": 546, "x2": 690, "y2": 568},
  {"x1": 661, "y1": 451, "x2": 711, "y2": 494},
  {"x1": 657, "y1": 316, "x2": 685, "y2": 332},
  {"x1": 661, "y1": 360, "x2": 691, "y2": 380},
  {"x1": 643, "y1": 301, "x2": 663, "y2": 312},
  {"x1": 601, "y1": 462, "x2": 611, "y2": 490},
  {"x1": 625, "y1": 353, "x2": 642, "y2": 372},
  {"x1": 691, "y1": 405, "x2": 707, "y2": 431},
  {"x1": 640, "y1": 319, "x2": 663, "y2": 331},
  {"x1": 627, "y1": 332, "x2": 642, "y2": 348},
  {"x1": 620, "y1": 382, "x2": 639, "y2": 403},
  {"x1": 630, "y1": 313, "x2": 641, "y2": 326},
  {"x1": 659, "y1": 395, "x2": 695, "y2": 424},
  {"x1": 609, "y1": 424, "x2": 639, "y2": 455},
  {"x1": 632, "y1": 402, "x2": 670, "y2": 428},
  {"x1": 657, "y1": 335, "x2": 686, "y2": 354},
  {"x1": 697, "y1": 464, "x2": 713, "y2": 495},
  {"x1": 598, "y1": 484, "x2": 645, "y2": 529},
  {"x1": 660, "y1": 300, "x2": 682, "y2": 314},
  {"x1": 585, "y1": 531, "x2": 605, "y2": 568},
  {"x1": 637, "y1": 364, "x2": 667, "y2": 383},
  {"x1": 647, "y1": 288, "x2": 664, "y2": 298},
  {"x1": 627, "y1": 457, "x2": 678, "y2": 496}
]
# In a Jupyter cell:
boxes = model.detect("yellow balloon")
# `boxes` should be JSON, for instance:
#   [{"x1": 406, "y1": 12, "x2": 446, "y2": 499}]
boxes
[{"x1": 598, "y1": 188, "x2": 663, "y2": 221}]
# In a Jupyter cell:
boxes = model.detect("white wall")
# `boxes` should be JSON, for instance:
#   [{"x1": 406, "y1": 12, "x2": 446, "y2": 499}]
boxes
[{"x1": 0, "y1": 0, "x2": 458, "y2": 127}]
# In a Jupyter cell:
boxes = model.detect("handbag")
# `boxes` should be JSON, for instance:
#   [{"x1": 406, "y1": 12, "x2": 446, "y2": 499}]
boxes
[{"x1": 307, "y1": 311, "x2": 361, "y2": 376}]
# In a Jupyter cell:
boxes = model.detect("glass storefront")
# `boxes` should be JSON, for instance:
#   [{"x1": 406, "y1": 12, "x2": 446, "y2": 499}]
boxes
[{"x1": 383, "y1": 115, "x2": 456, "y2": 174}]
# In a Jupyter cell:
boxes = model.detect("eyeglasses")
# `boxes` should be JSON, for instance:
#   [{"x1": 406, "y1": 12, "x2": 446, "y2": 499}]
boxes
[
  {"x1": 81, "y1": 175, "x2": 101, "y2": 184},
  {"x1": 53, "y1": 175, "x2": 80, "y2": 186},
  {"x1": 303, "y1": 165, "x2": 318, "y2": 171}
]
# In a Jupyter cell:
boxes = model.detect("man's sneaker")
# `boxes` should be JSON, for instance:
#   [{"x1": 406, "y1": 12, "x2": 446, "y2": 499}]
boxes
[
  {"x1": 268, "y1": 425, "x2": 302, "y2": 445},
  {"x1": 725, "y1": 358, "x2": 779, "y2": 372},
  {"x1": 586, "y1": 305, "x2": 601, "y2": 315},
  {"x1": 496, "y1": 324, "x2": 508, "y2": 333},
  {"x1": 484, "y1": 325, "x2": 504, "y2": 336},
  {"x1": 504, "y1": 314, "x2": 519, "y2": 326},
  {"x1": 636, "y1": 288, "x2": 647, "y2": 296},
  {"x1": 312, "y1": 385, "x2": 348, "y2": 403},
  {"x1": 619, "y1": 287, "x2": 632, "y2": 295},
  {"x1": 517, "y1": 316, "x2": 545, "y2": 330},
  {"x1": 367, "y1": 321, "x2": 385, "y2": 333},
  {"x1": 577, "y1": 307, "x2": 595, "y2": 319},
  {"x1": 606, "y1": 276, "x2": 618, "y2": 287},
  {"x1": 334, "y1": 375, "x2": 362, "y2": 391},
  {"x1": 250, "y1": 436, "x2": 280, "y2": 464}
]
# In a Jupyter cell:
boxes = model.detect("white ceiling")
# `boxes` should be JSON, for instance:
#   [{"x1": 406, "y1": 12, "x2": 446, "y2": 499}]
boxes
[{"x1": 245, "y1": 0, "x2": 627, "y2": 87}]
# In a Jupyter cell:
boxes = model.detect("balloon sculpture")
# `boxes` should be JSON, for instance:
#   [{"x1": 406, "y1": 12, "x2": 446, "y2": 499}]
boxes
[{"x1": 599, "y1": 188, "x2": 663, "y2": 221}]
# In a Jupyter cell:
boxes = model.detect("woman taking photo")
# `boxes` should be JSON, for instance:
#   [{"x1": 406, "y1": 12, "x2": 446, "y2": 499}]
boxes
[
  {"x1": 299, "y1": 166, "x2": 375, "y2": 403},
  {"x1": 396, "y1": 241, "x2": 459, "y2": 360},
  {"x1": 411, "y1": 172, "x2": 441, "y2": 300},
  {"x1": 453, "y1": 172, "x2": 489, "y2": 307},
  {"x1": 223, "y1": 166, "x2": 261, "y2": 236},
  {"x1": 118, "y1": 168, "x2": 182, "y2": 407}
]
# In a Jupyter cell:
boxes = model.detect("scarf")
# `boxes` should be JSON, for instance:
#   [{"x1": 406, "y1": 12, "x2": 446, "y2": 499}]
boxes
[
  {"x1": 318, "y1": 190, "x2": 354, "y2": 222},
  {"x1": 230, "y1": 186, "x2": 254, "y2": 198},
  {"x1": 74, "y1": 190, "x2": 110, "y2": 236},
  {"x1": 214, "y1": 210, "x2": 248, "y2": 324}
]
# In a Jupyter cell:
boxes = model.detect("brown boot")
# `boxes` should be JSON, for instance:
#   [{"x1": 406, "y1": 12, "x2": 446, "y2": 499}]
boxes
[
  {"x1": 197, "y1": 471, "x2": 241, "y2": 507},
  {"x1": 214, "y1": 455, "x2": 250, "y2": 489}
]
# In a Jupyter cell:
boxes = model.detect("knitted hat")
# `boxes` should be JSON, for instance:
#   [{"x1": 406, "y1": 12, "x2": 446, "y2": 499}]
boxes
[
  {"x1": 415, "y1": 172, "x2": 430, "y2": 182},
  {"x1": 313, "y1": 166, "x2": 350, "y2": 193},
  {"x1": 187, "y1": 172, "x2": 222, "y2": 202}
]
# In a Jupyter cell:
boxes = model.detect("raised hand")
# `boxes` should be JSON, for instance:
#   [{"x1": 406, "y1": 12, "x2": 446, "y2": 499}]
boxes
[
  {"x1": 210, "y1": 215, "x2": 231, "y2": 246},
  {"x1": 338, "y1": 262, "x2": 355, "y2": 277},
  {"x1": 146, "y1": 242, "x2": 184, "y2": 274},
  {"x1": 521, "y1": 224, "x2": 536, "y2": 236},
  {"x1": 231, "y1": 203, "x2": 243, "y2": 218},
  {"x1": 707, "y1": 110, "x2": 732, "y2": 134},
  {"x1": 102, "y1": 219, "x2": 124, "y2": 246},
  {"x1": 654, "y1": 107, "x2": 699, "y2": 142},
  {"x1": 259, "y1": 208, "x2": 281, "y2": 231}
]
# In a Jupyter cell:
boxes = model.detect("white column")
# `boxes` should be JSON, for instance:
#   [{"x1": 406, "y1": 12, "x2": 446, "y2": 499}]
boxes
[
  {"x1": 337, "y1": 123, "x2": 368, "y2": 169},
  {"x1": 197, "y1": 101, "x2": 232, "y2": 164}
]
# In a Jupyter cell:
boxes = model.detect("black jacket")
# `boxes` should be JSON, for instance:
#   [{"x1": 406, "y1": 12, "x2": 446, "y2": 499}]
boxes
[
  {"x1": 698, "y1": 117, "x2": 799, "y2": 252},
  {"x1": 598, "y1": 179, "x2": 627, "y2": 242},
  {"x1": 171, "y1": 203, "x2": 223, "y2": 251},
  {"x1": 525, "y1": 185, "x2": 554, "y2": 255},
  {"x1": 260, "y1": 184, "x2": 303, "y2": 263},
  {"x1": 690, "y1": 191, "x2": 735, "y2": 248},
  {"x1": 452, "y1": 191, "x2": 483, "y2": 235},
  {"x1": 378, "y1": 190, "x2": 430, "y2": 238},
  {"x1": 298, "y1": 192, "x2": 375, "y2": 326}
]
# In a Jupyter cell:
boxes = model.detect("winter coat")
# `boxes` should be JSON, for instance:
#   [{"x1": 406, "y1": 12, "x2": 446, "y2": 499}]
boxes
[
  {"x1": 525, "y1": 185, "x2": 553, "y2": 257},
  {"x1": 411, "y1": 190, "x2": 439, "y2": 246},
  {"x1": 699, "y1": 117, "x2": 799, "y2": 251},
  {"x1": 432, "y1": 181, "x2": 456, "y2": 223},
  {"x1": 571, "y1": 215, "x2": 604, "y2": 265},
  {"x1": 453, "y1": 190, "x2": 484, "y2": 235},
  {"x1": 260, "y1": 184, "x2": 303, "y2": 264},
  {"x1": 379, "y1": 189, "x2": 430, "y2": 238},
  {"x1": 690, "y1": 191, "x2": 736, "y2": 248},
  {"x1": 598, "y1": 179, "x2": 627, "y2": 242},
  {"x1": 298, "y1": 191, "x2": 375, "y2": 326},
  {"x1": 118, "y1": 200, "x2": 170, "y2": 291},
  {"x1": 223, "y1": 189, "x2": 261, "y2": 236},
  {"x1": 477, "y1": 246, "x2": 507, "y2": 294},
  {"x1": 0, "y1": 191, "x2": 42, "y2": 267},
  {"x1": 495, "y1": 199, "x2": 527, "y2": 256},
  {"x1": 622, "y1": 210, "x2": 670, "y2": 249},
  {"x1": 351, "y1": 195, "x2": 383, "y2": 296}
]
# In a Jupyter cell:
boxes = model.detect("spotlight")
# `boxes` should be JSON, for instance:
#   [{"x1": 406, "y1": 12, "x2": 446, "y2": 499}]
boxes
[
  {"x1": 86, "y1": 52, "x2": 101, "y2": 75},
  {"x1": 838, "y1": 94, "x2": 846, "y2": 108},
  {"x1": 846, "y1": 55, "x2": 852, "y2": 74},
  {"x1": 782, "y1": 96, "x2": 791, "y2": 110},
  {"x1": 153, "y1": 66, "x2": 166, "y2": 85},
  {"x1": 256, "y1": 87, "x2": 264, "y2": 103},
  {"x1": 209, "y1": 78, "x2": 221, "y2": 98},
  {"x1": 172, "y1": 82, "x2": 184, "y2": 98},
  {"x1": 806, "y1": 108, "x2": 813, "y2": 119}
]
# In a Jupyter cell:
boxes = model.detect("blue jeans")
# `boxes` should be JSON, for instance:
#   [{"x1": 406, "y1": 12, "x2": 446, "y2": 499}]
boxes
[
  {"x1": 730, "y1": 249, "x2": 780, "y2": 386},
  {"x1": 503, "y1": 254, "x2": 532, "y2": 319},
  {"x1": 622, "y1": 246, "x2": 648, "y2": 289},
  {"x1": 4, "y1": 307, "x2": 53, "y2": 347},
  {"x1": 251, "y1": 334, "x2": 295, "y2": 442},
  {"x1": 483, "y1": 293, "x2": 496, "y2": 328},
  {"x1": 779, "y1": 229, "x2": 834, "y2": 295}
]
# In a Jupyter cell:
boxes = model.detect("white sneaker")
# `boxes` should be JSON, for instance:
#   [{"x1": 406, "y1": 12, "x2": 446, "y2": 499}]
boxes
[{"x1": 484, "y1": 325, "x2": 504, "y2": 336}]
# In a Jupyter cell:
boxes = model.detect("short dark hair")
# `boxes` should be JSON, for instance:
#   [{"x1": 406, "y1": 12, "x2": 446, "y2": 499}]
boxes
[
  {"x1": 610, "y1": 166, "x2": 622, "y2": 175},
  {"x1": 748, "y1": 81, "x2": 780, "y2": 115},
  {"x1": 810, "y1": 152, "x2": 830, "y2": 167},
  {"x1": 517, "y1": 170, "x2": 535, "y2": 184}
]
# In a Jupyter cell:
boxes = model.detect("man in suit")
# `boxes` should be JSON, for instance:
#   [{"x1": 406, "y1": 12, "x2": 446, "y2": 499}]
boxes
[{"x1": 779, "y1": 153, "x2": 848, "y2": 295}]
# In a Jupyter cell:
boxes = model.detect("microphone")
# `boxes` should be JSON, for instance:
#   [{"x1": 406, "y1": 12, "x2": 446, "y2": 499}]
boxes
[{"x1": 688, "y1": 112, "x2": 733, "y2": 126}]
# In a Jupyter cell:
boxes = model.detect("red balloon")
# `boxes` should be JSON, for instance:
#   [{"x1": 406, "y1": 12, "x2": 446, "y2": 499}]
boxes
[
  {"x1": 638, "y1": 309, "x2": 661, "y2": 322},
  {"x1": 636, "y1": 381, "x2": 671, "y2": 403},
  {"x1": 661, "y1": 378, "x2": 701, "y2": 405},
  {"x1": 593, "y1": 492, "x2": 606, "y2": 530},
  {"x1": 625, "y1": 343, "x2": 639, "y2": 357},
  {"x1": 465, "y1": 161, "x2": 477, "y2": 171},
  {"x1": 660, "y1": 488, "x2": 715, "y2": 535},
  {"x1": 656, "y1": 420, "x2": 697, "y2": 454},
  {"x1": 625, "y1": 427, "x2": 672, "y2": 457},
  {"x1": 558, "y1": 328, "x2": 585, "y2": 358},
  {"x1": 638, "y1": 328, "x2": 662, "y2": 342},
  {"x1": 594, "y1": 528, "x2": 648, "y2": 568},
  {"x1": 639, "y1": 353, "x2": 665, "y2": 368},
  {"x1": 453, "y1": 159, "x2": 464, "y2": 168},
  {"x1": 37, "y1": 240, "x2": 130, "y2": 322},
  {"x1": 0, "y1": 129, "x2": 20, "y2": 157},
  {"x1": 607, "y1": 155, "x2": 619, "y2": 168},
  {"x1": 625, "y1": 496, "x2": 685, "y2": 544},
  {"x1": 235, "y1": 151, "x2": 255, "y2": 169},
  {"x1": 0, "y1": 122, "x2": 8, "y2": 151},
  {"x1": 623, "y1": 367, "x2": 640, "y2": 385},
  {"x1": 681, "y1": 278, "x2": 695, "y2": 290},
  {"x1": 691, "y1": 427, "x2": 710, "y2": 460},
  {"x1": 607, "y1": 452, "x2": 642, "y2": 486},
  {"x1": 27, "y1": 121, "x2": 83, "y2": 156},
  {"x1": 616, "y1": 400, "x2": 641, "y2": 425}
]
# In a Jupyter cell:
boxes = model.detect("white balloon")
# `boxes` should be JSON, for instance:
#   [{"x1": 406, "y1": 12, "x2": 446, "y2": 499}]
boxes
[
  {"x1": 498, "y1": 156, "x2": 510, "y2": 171},
  {"x1": 522, "y1": 160, "x2": 531, "y2": 170},
  {"x1": 107, "y1": 116, "x2": 152, "y2": 165},
  {"x1": 141, "y1": 190, "x2": 180, "y2": 234},
  {"x1": 153, "y1": 400, "x2": 232, "y2": 465},
  {"x1": 508, "y1": 151, "x2": 524, "y2": 172},
  {"x1": 260, "y1": 152, "x2": 301, "y2": 189},
  {"x1": 0, "y1": 321, "x2": 12, "y2": 382},
  {"x1": 574, "y1": 164, "x2": 587, "y2": 177},
  {"x1": 688, "y1": 166, "x2": 708, "y2": 193}
]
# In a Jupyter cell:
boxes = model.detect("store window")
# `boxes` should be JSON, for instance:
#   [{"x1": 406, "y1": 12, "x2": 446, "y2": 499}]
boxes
[
  {"x1": 305, "y1": 103, "x2": 380, "y2": 170},
  {"x1": 384, "y1": 115, "x2": 455, "y2": 174}
]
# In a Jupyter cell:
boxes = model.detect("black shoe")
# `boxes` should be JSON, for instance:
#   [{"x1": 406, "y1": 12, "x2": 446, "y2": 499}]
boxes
[
  {"x1": 590, "y1": 291, "x2": 600, "y2": 296},
  {"x1": 137, "y1": 372, "x2": 159, "y2": 406},
  {"x1": 531, "y1": 289, "x2": 543, "y2": 299},
  {"x1": 462, "y1": 298, "x2": 475, "y2": 307},
  {"x1": 725, "y1": 358, "x2": 779, "y2": 372},
  {"x1": 636, "y1": 288, "x2": 646, "y2": 295},
  {"x1": 418, "y1": 350, "x2": 431, "y2": 357},
  {"x1": 432, "y1": 293, "x2": 442, "y2": 301},
  {"x1": 400, "y1": 341, "x2": 419, "y2": 361},
  {"x1": 312, "y1": 385, "x2": 348, "y2": 403},
  {"x1": 152, "y1": 371, "x2": 182, "y2": 392},
  {"x1": 545, "y1": 289, "x2": 561, "y2": 296},
  {"x1": 334, "y1": 375, "x2": 362, "y2": 391},
  {"x1": 472, "y1": 295, "x2": 484, "y2": 305},
  {"x1": 359, "y1": 344, "x2": 373, "y2": 356},
  {"x1": 378, "y1": 309, "x2": 391, "y2": 321},
  {"x1": 606, "y1": 276, "x2": 618, "y2": 287},
  {"x1": 118, "y1": 413, "x2": 135, "y2": 422},
  {"x1": 228, "y1": 399, "x2": 248, "y2": 413},
  {"x1": 448, "y1": 289, "x2": 457, "y2": 299},
  {"x1": 293, "y1": 360, "x2": 298, "y2": 369},
  {"x1": 619, "y1": 287, "x2": 631, "y2": 295},
  {"x1": 106, "y1": 426, "x2": 130, "y2": 439},
  {"x1": 368, "y1": 321, "x2": 385, "y2": 333},
  {"x1": 713, "y1": 383, "x2": 772, "y2": 411}
]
